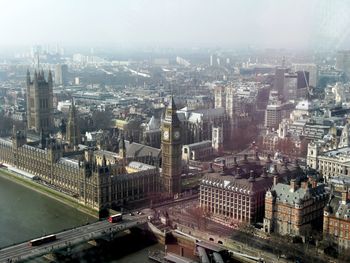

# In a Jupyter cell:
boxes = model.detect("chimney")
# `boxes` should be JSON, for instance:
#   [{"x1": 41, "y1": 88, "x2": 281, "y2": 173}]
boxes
[
  {"x1": 220, "y1": 159, "x2": 227, "y2": 175},
  {"x1": 341, "y1": 191, "x2": 348, "y2": 205},
  {"x1": 309, "y1": 177, "x2": 317, "y2": 188},
  {"x1": 208, "y1": 162, "x2": 214, "y2": 173},
  {"x1": 266, "y1": 154, "x2": 272, "y2": 163},
  {"x1": 261, "y1": 167, "x2": 268, "y2": 178},
  {"x1": 248, "y1": 170, "x2": 255, "y2": 182},
  {"x1": 255, "y1": 151, "x2": 260, "y2": 161},
  {"x1": 272, "y1": 164, "x2": 279, "y2": 175},
  {"x1": 244, "y1": 154, "x2": 248, "y2": 163},
  {"x1": 273, "y1": 175, "x2": 278, "y2": 186},
  {"x1": 233, "y1": 156, "x2": 238, "y2": 167},
  {"x1": 290, "y1": 179, "x2": 297, "y2": 192},
  {"x1": 301, "y1": 181, "x2": 308, "y2": 189},
  {"x1": 222, "y1": 159, "x2": 226, "y2": 170},
  {"x1": 235, "y1": 167, "x2": 242, "y2": 179}
]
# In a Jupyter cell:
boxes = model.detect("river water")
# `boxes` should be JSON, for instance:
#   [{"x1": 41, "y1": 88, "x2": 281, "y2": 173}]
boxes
[
  {"x1": 0, "y1": 172, "x2": 96, "y2": 248},
  {"x1": 0, "y1": 171, "x2": 161, "y2": 262}
]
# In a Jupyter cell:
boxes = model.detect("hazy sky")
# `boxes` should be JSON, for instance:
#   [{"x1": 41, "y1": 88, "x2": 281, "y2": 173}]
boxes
[{"x1": 0, "y1": 0, "x2": 349, "y2": 49}]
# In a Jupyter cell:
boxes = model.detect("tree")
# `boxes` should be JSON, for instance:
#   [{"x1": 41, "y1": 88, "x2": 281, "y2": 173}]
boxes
[
  {"x1": 0, "y1": 112, "x2": 14, "y2": 136},
  {"x1": 188, "y1": 206, "x2": 212, "y2": 231},
  {"x1": 299, "y1": 137, "x2": 309, "y2": 158},
  {"x1": 91, "y1": 110, "x2": 113, "y2": 130}
]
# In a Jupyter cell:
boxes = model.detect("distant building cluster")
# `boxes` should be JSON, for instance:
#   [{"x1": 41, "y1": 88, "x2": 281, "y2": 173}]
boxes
[{"x1": 3, "y1": 46, "x2": 350, "y2": 255}]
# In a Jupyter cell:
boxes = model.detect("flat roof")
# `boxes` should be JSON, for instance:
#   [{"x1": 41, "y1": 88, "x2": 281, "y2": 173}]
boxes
[
  {"x1": 196, "y1": 240, "x2": 226, "y2": 252},
  {"x1": 164, "y1": 252, "x2": 197, "y2": 263}
]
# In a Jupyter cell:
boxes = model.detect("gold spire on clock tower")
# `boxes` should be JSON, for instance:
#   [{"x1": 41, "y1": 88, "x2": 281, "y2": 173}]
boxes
[{"x1": 161, "y1": 96, "x2": 182, "y2": 195}]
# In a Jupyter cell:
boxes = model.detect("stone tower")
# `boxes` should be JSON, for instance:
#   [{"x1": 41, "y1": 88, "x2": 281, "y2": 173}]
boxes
[
  {"x1": 307, "y1": 142, "x2": 319, "y2": 170},
  {"x1": 26, "y1": 69, "x2": 53, "y2": 133},
  {"x1": 339, "y1": 123, "x2": 350, "y2": 148},
  {"x1": 119, "y1": 135, "x2": 126, "y2": 159},
  {"x1": 212, "y1": 126, "x2": 223, "y2": 154},
  {"x1": 66, "y1": 100, "x2": 81, "y2": 147},
  {"x1": 161, "y1": 96, "x2": 182, "y2": 195},
  {"x1": 214, "y1": 86, "x2": 226, "y2": 109}
]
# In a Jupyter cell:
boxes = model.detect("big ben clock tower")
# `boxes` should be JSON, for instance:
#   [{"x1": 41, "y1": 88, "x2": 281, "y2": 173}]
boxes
[{"x1": 161, "y1": 96, "x2": 182, "y2": 195}]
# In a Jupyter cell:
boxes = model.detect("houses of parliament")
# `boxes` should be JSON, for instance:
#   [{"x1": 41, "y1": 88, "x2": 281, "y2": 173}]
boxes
[{"x1": 0, "y1": 70, "x2": 182, "y2": 214}]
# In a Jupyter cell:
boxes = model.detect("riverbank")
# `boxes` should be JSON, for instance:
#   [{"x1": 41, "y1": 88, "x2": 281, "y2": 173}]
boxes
[{"x1": 0, "y1": 168, "x2": 99, "y2": 218}]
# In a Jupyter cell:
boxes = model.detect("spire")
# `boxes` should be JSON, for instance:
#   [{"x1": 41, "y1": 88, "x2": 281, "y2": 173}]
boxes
[
  {"x1": 41, "y1": 69, "x2": 45, "y2": 80},
  {"x1": 66, "y1": 99, "x2": 81, "y2": 147},
  {"x1": 69, "y1": 99, "x2": 76, "y2": 120},
  {"x1": 119, "y1": 135, "x2": 126, "y2": 151},
  {"x1": 34, "y1": 70, "x2": 38, "y2": 83},
  {"x1": 164, "y1": 95, "x2": 180, "y2": 124},
  {"x1": 12, "y1": 125, "x2": 16, "y2": 139},
  {"x1": 26, "y1": 69, "x2": 31, "y2": 85},
  {"x1": 40, "y1": 128, "x2": 45, "y2": 148},
  {"x1": 48, "y1": 69, "x2": 53, "y2": 85},
  {"x1": 168, "y1": 96, "x2": 177, "y2": 111},
  {"x1": 119, "y1": 134, "x2": 126, "y2": 159}
]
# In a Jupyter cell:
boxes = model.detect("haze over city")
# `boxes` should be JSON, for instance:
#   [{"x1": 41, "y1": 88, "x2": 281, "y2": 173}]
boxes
[
  {"x1": 0, "y1": 0, "x2": 350, "y2": 49},
  {"x1": 2, "y1": 1, "x2": 350, "y2": 263}
]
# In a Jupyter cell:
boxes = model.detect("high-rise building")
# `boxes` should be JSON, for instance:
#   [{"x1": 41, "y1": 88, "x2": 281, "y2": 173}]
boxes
[
  {"x1": 293, "y1": 63, "x2": 317, "y2": 87},
  {"x1": 210, "y1": 54, "x2": 217, "y2": 67},
  {"x1": 336, "y1": 50, "x2": 350, "y2": 79},
  {"x1": 283, "y1": 73, "x2": 297, "y2": 100},
  {"x1": 161, "y1": 97, "x2": 182, "y2": 195},
  {"x1": 281, "y1": 71, "x2": 309, "y2": 100},
  {"x1": 55, "y1": 64, "x2": 68, "y2": 86},
  {"x1": 66, "y1": 101, "x2": 81, "y2": 147},
  {"x1": 265, "y1": 103, "x2": 282, "y2": 129},
  {"x1": 296, "y1": 71, "x2": 309, "y2": 90},
  {"x1": 26, "y1": 70, "x2": 53, "y2": 133},
  {"x1": 274, "y1": 68, "x2": 287, "y2": 95}
]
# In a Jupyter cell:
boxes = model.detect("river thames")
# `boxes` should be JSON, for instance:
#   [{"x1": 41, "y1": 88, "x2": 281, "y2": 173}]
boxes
[
  {"x1": 0, "y1": 172, "x2": 96, "y2": 248},
  {"x1": 0, "y1": 171, "x2": 160, "y2": 262}
]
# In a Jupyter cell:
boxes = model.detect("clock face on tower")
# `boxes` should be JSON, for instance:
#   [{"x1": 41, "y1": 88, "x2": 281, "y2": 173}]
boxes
[
  {"x1": 174, "y1": 130, "x2": 181, "y2": 140},
  {"x1": 163, "y1": 130, "x2": 169, "y2": 141}
]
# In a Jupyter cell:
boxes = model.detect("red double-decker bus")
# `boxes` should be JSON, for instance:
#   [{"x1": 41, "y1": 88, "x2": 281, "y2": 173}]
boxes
[
  {"x1": 29, "y1": 234, "x2": 56, "y2": 246},
  {"x1": 108, "y1": 213, "x2": 123, "y2": 223}
]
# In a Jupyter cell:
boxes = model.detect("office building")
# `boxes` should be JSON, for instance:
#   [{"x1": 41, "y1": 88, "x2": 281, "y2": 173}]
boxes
[{"x1": 55, "y1": 64, "x2": 68, "y2": 86}]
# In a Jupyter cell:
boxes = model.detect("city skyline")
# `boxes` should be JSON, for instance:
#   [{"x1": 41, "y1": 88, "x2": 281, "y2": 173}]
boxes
[{"x1": 0, "y1": 0, "x2": 350, "y2": 50}]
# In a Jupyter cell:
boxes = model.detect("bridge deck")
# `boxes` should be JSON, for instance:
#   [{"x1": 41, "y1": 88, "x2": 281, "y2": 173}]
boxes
[{"x1": 0, "y1": 215, "x2": 147, "y2": 263}]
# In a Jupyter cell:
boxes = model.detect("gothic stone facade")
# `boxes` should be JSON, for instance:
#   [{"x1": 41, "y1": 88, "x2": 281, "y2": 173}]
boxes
[
  {"x1": 0, "y1": 131, "x2": 159, "y2": 212},
  {"x1": 26, "y1": 70, "x2": 53, "y2": 132}
]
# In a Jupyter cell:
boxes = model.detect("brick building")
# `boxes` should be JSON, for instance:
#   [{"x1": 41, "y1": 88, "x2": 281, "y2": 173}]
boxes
[
  {"x1": 264, "y1": 177, "x2": 328, "y2": 237},
  {"x1": 323, "y1": 176, "x2": 350, "y2": 249}
]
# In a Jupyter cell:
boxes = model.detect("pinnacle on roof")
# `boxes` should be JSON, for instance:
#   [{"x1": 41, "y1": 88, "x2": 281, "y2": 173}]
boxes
[
  {"x1": 119, "y1": 134, "x2": 126, "y2": 150},
  {"x1": 69, "y1": 99, "x2": 76, "y2": 119},
  {"x1": 167, "y1": 96, "x2": 177, "y2": 111},
  {"x1": 26, "y1": 69, "x2": 31, "y2": 84},
  {"x1": 48, "y1": 69, "x2": 53, "y2": 83}
]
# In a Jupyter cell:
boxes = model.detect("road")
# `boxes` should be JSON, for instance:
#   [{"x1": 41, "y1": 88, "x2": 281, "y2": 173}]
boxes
[{"x1": 0, "y1": 214, "x2": 147, "y2": 263}]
